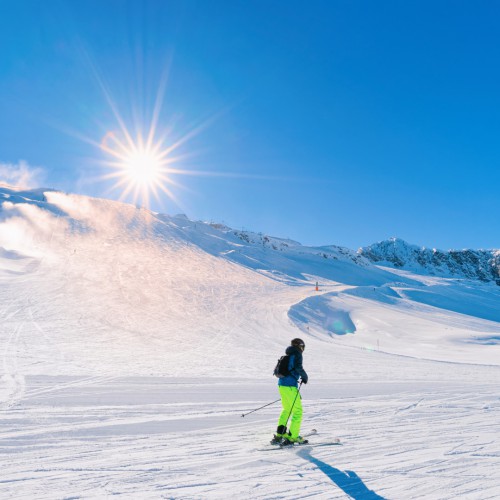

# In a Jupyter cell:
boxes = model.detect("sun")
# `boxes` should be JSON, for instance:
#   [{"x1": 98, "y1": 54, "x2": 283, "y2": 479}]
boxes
[
  {"x1": 99, "y1": 129, "x2": 180, "y2": 209},
  {"x1": 123, "y1": 148, "x2": 163, "y2": 186},
  {"x1": 62, "y1": 54, "x2": 228, "y2": 210},
  {"x1": 88, "y1": 61, "x2": 225, "y2": 210}
]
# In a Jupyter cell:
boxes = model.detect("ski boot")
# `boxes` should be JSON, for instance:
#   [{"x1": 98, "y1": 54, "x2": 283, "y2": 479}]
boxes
[
  {"x1": 281, "y1": 433, "x2": 309, "y2": 446},
  {"x1": 270, "y1": 425, "x2": 287, "y2": 445},
  {"x1": 270, "y1": 434, "x2": 284, "y2": 445}
]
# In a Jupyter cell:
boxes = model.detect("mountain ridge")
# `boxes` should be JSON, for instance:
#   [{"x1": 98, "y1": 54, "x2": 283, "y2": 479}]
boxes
[
  {"x1": 1, "y1": 185, "x2": 499, "y2": 285},
  {"x1": 359, "y1": 237, "x2": 500, "y2": 284}
]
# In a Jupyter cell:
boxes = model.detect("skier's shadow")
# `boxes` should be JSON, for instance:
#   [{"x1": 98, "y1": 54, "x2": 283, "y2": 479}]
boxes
[{"x1": 297, "y1": 448, "x2": 386, "y2": 500}]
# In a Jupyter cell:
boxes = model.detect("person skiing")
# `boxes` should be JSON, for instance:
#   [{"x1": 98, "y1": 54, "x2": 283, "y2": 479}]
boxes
[{"x1": 271, "y1": 338, "x2": 309, "y2": 445}]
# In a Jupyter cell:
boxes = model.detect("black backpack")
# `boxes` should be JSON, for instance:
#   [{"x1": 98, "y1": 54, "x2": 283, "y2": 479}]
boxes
[{"x1": 273, "y1": 355, "x2": 291, "y2": 378}]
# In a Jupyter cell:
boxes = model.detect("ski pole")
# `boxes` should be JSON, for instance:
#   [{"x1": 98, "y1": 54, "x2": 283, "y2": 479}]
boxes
[
  {"x1": 241, "y1": 398, "x2": 281, "y2": 417},
  {"x1": 284, "y1": 380, "x2": 303, "y2": 426}
]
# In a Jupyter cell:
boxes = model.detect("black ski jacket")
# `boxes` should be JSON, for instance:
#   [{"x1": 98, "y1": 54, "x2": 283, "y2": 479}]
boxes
[{"x1": 277, "y1": 345, "x2": 308, "y2": 387}]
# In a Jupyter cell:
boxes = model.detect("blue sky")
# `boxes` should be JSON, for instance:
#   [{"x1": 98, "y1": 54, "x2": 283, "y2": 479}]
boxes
[{"x1": 0, "y1": 1, "x2": 499, "y2": 250}]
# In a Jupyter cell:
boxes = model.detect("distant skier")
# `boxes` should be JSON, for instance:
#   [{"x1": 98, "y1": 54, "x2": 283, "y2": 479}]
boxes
[{"x1": 271, "y1": 338, "x2": 309, "y2": 445}]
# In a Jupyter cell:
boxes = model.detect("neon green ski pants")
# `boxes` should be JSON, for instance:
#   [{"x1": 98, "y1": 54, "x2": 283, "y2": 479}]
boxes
[{"x1": 277, "y1": 385, "x2": 303, "y2": 439}]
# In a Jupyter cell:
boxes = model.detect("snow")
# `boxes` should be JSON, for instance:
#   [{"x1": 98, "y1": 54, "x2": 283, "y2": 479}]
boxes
[{"x1": 1, "y1": 186, "x2": 499, "y2": 499}]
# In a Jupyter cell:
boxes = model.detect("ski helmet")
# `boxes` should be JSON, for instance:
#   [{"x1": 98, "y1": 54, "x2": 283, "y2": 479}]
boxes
[{"x1": 291, "y1": 338, "x2": 305, "y2": 350}]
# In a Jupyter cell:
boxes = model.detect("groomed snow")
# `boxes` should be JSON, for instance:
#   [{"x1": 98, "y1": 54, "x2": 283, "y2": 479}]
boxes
[{"x1": 1, "y1": 186, "x2": 499, "y2": 499}]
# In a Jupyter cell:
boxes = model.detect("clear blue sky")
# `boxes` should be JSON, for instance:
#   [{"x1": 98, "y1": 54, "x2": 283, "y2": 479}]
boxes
[{"x1": 0, "y1": 0, "x2": 499, "y2": 250}]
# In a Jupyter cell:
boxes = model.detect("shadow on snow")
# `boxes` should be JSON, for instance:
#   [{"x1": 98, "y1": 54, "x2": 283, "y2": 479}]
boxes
[{"x1": 297, "y1": 448, "x2": 386, "y2": 500}]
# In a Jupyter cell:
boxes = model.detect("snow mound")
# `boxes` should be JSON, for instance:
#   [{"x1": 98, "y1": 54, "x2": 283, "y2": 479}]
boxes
[{"x1": 289, "y1": 294, "x2": 356, "y2": 335}]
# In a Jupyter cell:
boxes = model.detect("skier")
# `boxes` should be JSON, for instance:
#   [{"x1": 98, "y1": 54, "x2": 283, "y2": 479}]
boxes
[{"x1": 271, "y1": 338, "x2": 309, "y2": 445}]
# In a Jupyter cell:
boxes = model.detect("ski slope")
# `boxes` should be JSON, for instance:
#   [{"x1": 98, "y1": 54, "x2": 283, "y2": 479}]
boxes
[{"x1": 1, "y1": 186, "x2": 499, "y2": 499}]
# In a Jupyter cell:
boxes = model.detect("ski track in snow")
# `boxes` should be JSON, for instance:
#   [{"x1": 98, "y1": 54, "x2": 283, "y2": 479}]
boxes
[{"x1": 0, "y1": 379, "x2": 499, "y2": 499}]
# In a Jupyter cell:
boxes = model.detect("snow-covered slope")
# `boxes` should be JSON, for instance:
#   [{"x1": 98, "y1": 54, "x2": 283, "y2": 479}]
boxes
[
  {"x1": 1, "y1": 185, "x2": 500, "y2": 499},
  {"x1": 1, "y1": 185, "x2": 499, "y2": 376},
  {"x1": 360, "y1": 237, "x2": 500, "y2": 283}
]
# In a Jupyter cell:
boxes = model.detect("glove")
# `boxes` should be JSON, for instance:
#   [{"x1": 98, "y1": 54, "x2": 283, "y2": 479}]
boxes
[{"x1": 301, "y1": 377, "x2": 308, "y2": 384}]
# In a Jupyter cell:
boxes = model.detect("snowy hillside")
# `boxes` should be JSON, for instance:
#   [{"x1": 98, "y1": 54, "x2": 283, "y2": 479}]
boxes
[
  {"x1": 360, "y1": 237, "x2": 500, "y2": 283},
  {"x1": 1, "y1": 185, "x2": 500, "y2": 499}
]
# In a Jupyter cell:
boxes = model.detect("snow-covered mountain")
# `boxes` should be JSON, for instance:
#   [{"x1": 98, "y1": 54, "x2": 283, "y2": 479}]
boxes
[
  {"x1": 2, "y1": 185, "x2": 500, "y2": 499},
  {"x1": 359, "y1": 237, "x2": 500, "y2": 283},
  {"x1": 1, "y1": 184, "x2": 500, "y2": 373}
]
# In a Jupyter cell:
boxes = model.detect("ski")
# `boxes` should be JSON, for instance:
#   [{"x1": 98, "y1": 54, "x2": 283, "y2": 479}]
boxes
[
  {"x1": 269, "y1": 428, "x2": 317, "y2": 446},
  {"x1": 261, "y1": 429, "x2": 341, "y2": 451},
  {"x1": 278, "y1": 428, "x2": 323, "y2": 447},
  {"x1": 281, "y1": 437, "x2": 341, "y2": 449},
  {"x1": 257, "y1": 440, "x2": 341, "y2": 452},
  {"x1": 302, "y1": 428, "x2": 318, "y2": 439}
]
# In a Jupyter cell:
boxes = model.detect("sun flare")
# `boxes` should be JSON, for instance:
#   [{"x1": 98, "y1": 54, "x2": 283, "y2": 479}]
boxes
[
  {"x1": 88, "y1": 61, "x2": 222, "y2": 210},
  {"x1": 100, "y1": 129, "x2": 180, "y2": 209}
]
